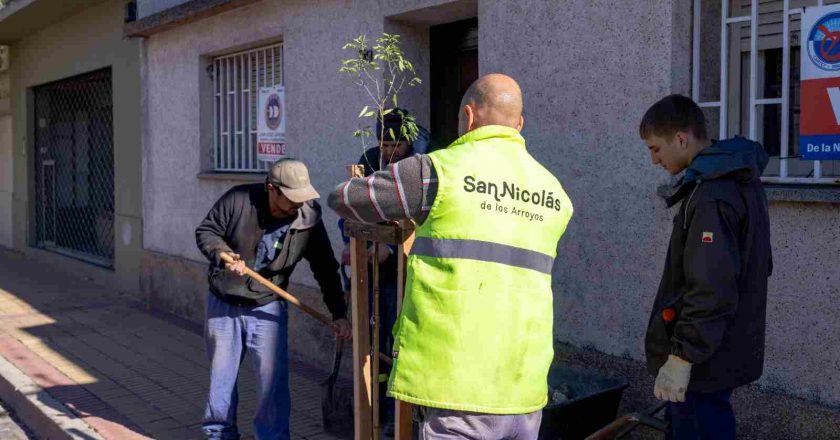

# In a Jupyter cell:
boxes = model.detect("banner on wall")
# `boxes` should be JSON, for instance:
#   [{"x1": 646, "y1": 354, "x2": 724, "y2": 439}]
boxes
[
  {"x1": 801, "y1": 5, "x2": 840, "y2": 160},
  {"x1": 257, "y1": 86, "x2": 286, "y2": 162}
]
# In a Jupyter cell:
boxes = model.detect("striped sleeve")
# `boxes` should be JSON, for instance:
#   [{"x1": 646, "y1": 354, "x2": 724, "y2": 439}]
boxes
[{"x1": 327, "y1": 154, "x2": 438, "y2": 224}]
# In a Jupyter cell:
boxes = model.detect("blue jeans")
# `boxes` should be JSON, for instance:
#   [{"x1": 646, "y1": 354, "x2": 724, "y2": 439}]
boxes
[
  {"x1": 665, "y1": 389, "x2": 735, "y2": 440},
  {"x1": 203, "y1": 293, "x2": 290, "y2": 440}
]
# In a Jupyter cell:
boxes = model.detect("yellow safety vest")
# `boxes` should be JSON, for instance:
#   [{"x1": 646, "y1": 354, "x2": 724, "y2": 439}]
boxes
[{"x1": 387, "y1": 125, "x2": 574, "y2": 414}]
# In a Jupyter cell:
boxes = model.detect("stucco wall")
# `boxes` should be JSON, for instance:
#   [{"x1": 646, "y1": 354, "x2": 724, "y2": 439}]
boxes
[
  {"x1": 480, "y1": 0, "x2": 686, "y2": 358},
  {"x1": 9, "y1": 0, "x2": 143, "y2": 292},
  {"x1": 142, "y1": 0, "x2": 426, "y2": 265},
  {"x1": 142, "y1": 0, "x2": 393, "y2": 367},
  {"x1": 478, "y1": 0, "x2": 840, "y2": 407},
  {"x1": 762, "y1": 201, "x2": 840, "y2": 404}
]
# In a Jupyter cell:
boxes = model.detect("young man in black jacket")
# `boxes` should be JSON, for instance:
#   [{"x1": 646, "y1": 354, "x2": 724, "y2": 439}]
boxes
[
  {"x1": 640, "y1": 95, "x2": 772, "y2": 440},
  {"x1": 195, "y1": 158, "x2": 351, "y2": 440}
]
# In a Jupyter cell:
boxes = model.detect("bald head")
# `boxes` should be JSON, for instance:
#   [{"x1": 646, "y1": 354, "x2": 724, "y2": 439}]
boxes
[{"x1": 458, "y1": 73, "x2": 524, "y2": 136}]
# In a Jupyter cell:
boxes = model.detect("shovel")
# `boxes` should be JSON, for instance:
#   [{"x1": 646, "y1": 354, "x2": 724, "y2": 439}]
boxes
[
  {"x1": 584, "y1": 401, "x2": 668, "y2": 439},
  {"x1": 321, "y1": 337, "x2": 354, "y2": 438},
  {"x1": 219, "y1": 252, "x2": 393, "y2": 363},
  {"x1": 218, "y1": 252, "x2": 392, "y2": 434},
  {"x1": 220, "y1": 252, "x2": 335, "y2": 326}
]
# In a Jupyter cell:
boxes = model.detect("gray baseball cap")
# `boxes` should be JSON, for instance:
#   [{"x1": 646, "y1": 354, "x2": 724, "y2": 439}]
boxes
[{"x1": 267, "y1": 159, "x2": 320, "y2": 203}]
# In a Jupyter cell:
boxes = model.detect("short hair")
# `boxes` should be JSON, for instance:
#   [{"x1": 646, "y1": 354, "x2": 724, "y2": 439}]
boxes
[
  {"x1": 639, "y1": 94, "x2": 708, "y2": 141},
  {"x1": 377, "y1": 108, "x2": 414, "y2": 142}
]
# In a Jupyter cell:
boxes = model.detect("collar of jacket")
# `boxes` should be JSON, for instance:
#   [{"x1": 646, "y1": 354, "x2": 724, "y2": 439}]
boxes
[
  {"x1": 448, "y1": 125, "x2": 526, "y2": 149},
  {"x1": 665, "y1": 180, "x2": 699, "y2": 208},
  {"x1": 666, "y1": 136, "x2": 769, "y2": 208}
]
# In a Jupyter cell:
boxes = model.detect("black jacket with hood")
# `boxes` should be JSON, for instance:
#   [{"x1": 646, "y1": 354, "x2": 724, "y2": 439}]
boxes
[
  {"x1": 195, "y1": 183, "x2": 346, "y2": 320},
  {"x1": 645, "y1": 137, "x2": 772, "y2": 393}
]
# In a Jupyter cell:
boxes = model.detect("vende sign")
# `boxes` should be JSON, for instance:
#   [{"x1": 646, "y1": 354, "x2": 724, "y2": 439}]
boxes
[
  {"x1": 801, "y1": 6, "x2": 840, "y2": 160},
  {"x1": 257, "y1": 142, "x2": 286, "y2": 157},
  {"x1": 257, "y1": 86, "x2": 286, "y2": 162}
]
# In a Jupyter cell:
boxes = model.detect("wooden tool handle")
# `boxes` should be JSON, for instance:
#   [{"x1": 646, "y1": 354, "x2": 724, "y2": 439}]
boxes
[
  {"x1": 219, "y1": 251, "x2": 393, "y2": 364},
  {"x1": 219, "y1": 252, "x2": 333, "y2": 326}
]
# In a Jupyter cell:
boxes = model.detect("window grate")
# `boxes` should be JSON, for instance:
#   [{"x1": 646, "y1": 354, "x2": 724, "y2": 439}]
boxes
[
  {"x1": 692, "y1": 0, "x2": 840, "y2": 184},
  {"x1": 212, "y1": 43, "x2": 283, "y2": 172}
]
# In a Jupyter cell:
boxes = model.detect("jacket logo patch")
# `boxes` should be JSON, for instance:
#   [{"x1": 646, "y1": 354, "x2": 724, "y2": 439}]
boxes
[{"x1": 702, "y1": 232, "x2": 714, "y2": 243}]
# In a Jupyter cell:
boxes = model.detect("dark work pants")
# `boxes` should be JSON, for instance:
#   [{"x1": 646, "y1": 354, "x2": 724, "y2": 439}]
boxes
[{"x1": 665, "y1": 389, "x2": 736, "y2": 440}]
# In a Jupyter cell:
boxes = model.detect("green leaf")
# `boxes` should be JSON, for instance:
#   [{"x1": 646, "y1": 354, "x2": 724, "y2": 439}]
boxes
[
  {"x1": 392, "y1": 94, "x2": 398, "y2": 107},
  {"x1": 382, "y1": 108, "x2": 393, "y2": 116},
  {"x1": 359, "y1": 106, "x2": 369, "y2": 118},
  {"x1": 388, "y1": 128, "x2": 396, "y2": 140},
  {"x1": 364, "y1": 111, "x2": 376, "y2": 117}
]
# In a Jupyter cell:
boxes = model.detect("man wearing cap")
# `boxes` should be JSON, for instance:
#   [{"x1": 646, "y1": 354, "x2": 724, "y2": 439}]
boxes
[{"x1": 196, "y1": 158, "x2": 351, "y2": 440}]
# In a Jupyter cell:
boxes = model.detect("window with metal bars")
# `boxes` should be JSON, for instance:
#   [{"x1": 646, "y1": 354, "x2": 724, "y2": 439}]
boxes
[
  {"x1": 212, "y1": 43, "x2": 283, "y2": 172},
  {"x1": 693, "y1": 0, "x2": 840, "y2": 184}
]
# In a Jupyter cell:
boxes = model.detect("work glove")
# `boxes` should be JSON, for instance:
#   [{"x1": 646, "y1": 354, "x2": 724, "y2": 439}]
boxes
[{"x1": 654, "y1": 355, "x2": 692, "y2": 402}]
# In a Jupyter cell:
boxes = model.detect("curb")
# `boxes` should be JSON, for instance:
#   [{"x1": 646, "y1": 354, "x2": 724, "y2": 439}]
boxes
[{"x1": 0, "y1": 355, "x2": 103, "y2": 440}]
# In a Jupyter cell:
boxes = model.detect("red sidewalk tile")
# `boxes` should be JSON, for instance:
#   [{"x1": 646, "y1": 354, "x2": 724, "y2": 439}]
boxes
[
  {"x1": 0, "y1": 250, "x2": 348, "y2": 440},
  {"x1": 0, "y1": 335, "x2": 152, "y2": 440}
]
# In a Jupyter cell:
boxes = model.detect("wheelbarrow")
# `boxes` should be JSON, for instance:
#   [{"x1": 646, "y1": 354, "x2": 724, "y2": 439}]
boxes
[
  {"x1": 538, "y1": 364, "x2": 669, "y2": 440},
  {"x1": 584, "y1": 401, "x2": 668, "y2": 440}
]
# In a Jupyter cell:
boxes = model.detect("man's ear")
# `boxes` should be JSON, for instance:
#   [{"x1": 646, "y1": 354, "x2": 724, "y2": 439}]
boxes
[
  {"x1": 464, "y1": 104, "x2": 476, "y2": 131},
  {"x1": 675, "y1": 131, "x2": 689, "y2": 149},
  {"x1": 516, "y1": 115, "x2": 525, "y2": 132}
]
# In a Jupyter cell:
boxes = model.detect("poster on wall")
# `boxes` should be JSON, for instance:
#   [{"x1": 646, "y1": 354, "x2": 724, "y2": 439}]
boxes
[
  {"x1": 801, "y1": 5, "x2": 840, "y2": 160},
  {"x1": 257, "y1": 86, "x2": 286, "y2": 162}
]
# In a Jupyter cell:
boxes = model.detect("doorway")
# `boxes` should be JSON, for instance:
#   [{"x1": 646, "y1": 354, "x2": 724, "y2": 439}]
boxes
[{"x1": 429, "y1": 18, "x2": 478, "y2": 150}]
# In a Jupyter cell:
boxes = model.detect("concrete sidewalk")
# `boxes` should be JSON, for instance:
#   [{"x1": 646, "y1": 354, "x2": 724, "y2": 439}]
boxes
[
  {"x1": 0, "y1": 249, "x2": 345, "y2": 440},
  {"x1": 0, "y1": 248, "x2": 837, "y2": 440}
]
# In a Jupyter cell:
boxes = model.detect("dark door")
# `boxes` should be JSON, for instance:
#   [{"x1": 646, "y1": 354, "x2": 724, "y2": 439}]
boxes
[
  {"x1": 430, "y1": 18, "x2": 478, "y2": 150},
  {"x1": 33, "y1": 69, "x2": 115, "y2": 267}
]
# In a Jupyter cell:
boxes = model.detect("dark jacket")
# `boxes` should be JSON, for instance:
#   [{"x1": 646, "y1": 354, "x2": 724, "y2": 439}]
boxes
[
  {"x1": 645, "y1": 137, "x2": 772, "y2": 393},
  {"x1": 195, "y1": 183, "x2": 347, "y2": 320}
]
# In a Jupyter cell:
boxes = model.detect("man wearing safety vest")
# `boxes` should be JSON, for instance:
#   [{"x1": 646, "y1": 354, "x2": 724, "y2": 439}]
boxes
[{"x1": 329, "y1": 73, "x2": 573, "y2": 439}]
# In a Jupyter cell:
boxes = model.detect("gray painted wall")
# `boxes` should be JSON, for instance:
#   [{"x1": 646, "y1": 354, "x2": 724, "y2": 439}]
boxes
[
  {"x1": 9, "y1": 0, "x2": 144, "y2": 293},
  {"x1": 140, "y1": 0, "x2": 840, "y2": 406},
  {"x1": 141, "y1": 0, "x2": 390, "y2": 367}
]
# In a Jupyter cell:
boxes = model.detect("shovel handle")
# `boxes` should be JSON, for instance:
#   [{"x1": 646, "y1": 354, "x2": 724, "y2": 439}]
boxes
[
  {"x1": 220, "y1": 252, "x2": 333, "y2": 326},
  {"x1": 219, "y1": 252, "x2": 394, "y2": 364},
  {"x1": 585, "y1": 401, "x2": 668, "y2": 440}
]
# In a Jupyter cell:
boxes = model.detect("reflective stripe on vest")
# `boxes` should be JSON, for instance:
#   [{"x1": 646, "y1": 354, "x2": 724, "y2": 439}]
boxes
[{"x1": 410, "y1": 237, "x2": 555, "y2": 274}]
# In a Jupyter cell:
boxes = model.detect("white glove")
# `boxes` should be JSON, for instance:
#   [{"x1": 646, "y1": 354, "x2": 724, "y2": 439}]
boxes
[{"x1": 654, "y1": 355, "x2": 692, "y2": 402}]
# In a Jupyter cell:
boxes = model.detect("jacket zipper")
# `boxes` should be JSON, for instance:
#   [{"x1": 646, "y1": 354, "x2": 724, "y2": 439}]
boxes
[{"x1": 683, "y1": 180, "x2": 702, "y2": 230}]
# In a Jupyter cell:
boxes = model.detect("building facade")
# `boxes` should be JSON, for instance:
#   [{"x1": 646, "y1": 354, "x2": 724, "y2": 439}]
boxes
[
  {"x1": 0, "y1": 0, "x2": 144, "y2": 294},
  {"x1": 0, "y1": 0, "x2": 837, "y2": 409}
]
